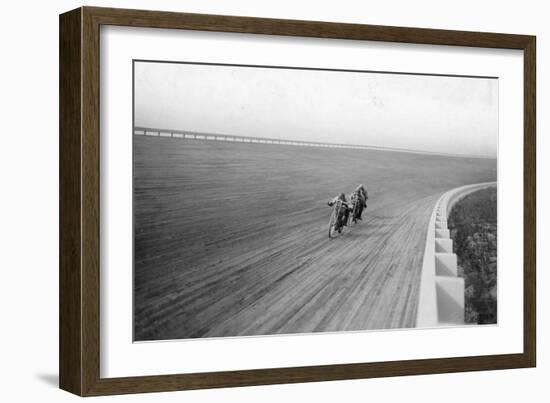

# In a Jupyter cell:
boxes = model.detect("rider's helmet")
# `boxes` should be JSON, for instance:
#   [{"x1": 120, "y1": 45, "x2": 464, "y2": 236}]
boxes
[{"x1": 338, "y1": 192, "x2": 346, "y2": 201}]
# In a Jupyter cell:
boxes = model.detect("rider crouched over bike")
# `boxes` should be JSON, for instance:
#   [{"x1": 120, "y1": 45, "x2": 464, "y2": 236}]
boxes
[
  {"x1": 352, "y1": 184, "x2": 368, "y2": 222},
  {"x1": 328, "y1": 192, "x2": 351, "y2": 233}
]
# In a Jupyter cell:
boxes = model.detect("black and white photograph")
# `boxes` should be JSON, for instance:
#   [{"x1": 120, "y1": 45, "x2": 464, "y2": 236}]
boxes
[
  {"x1": 1, "y1": 0, "x2": 544, "y2": 400},
  {"x1": 133, "y1": 60, "x2": 498, "y2": 342}
]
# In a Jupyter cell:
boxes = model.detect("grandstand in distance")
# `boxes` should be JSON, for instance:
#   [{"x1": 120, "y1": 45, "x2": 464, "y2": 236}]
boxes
[{"x1": 133, "y1": 126, "x2": 496, "y2": 159}]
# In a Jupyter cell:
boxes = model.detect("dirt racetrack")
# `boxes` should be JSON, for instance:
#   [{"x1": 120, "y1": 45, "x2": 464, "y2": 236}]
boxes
[{"x1": 134, "y1": 136, "x2": 496, "y2": 340}]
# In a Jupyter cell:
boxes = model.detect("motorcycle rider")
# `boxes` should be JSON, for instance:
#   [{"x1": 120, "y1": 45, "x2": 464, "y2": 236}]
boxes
[
  {"x1": 352, "y1": 184, "x2": 368, "y2": 222},
  {"x1": 328, "y1": 192, "x2": 351, "y2": 232}
]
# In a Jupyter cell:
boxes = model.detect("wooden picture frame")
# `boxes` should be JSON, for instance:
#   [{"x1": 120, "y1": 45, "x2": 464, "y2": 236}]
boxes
[{"x1": 59, "y1": 6, "x2": 536, "y2": 396}]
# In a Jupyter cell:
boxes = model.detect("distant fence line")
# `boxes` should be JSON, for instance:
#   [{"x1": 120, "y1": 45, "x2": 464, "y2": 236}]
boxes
[
  {"x1": 134, "y1": 126, "x2": 378, "y2": 151},
  {"x1": 133, "y1": 126, "x2": 493, "y2": 159}
]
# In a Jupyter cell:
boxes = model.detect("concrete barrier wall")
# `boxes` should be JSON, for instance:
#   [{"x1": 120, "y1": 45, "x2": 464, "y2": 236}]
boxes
[{"x1": 416, "y1": 182, "x2": 497, "y2": 327}]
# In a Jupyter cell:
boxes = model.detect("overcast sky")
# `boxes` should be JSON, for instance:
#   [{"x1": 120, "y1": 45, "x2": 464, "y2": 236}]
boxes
[{"x1": 134, "y1": 61, "x2": 498, "y2": 157}]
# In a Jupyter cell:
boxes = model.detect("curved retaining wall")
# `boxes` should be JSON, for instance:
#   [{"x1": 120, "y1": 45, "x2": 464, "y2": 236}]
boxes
[{"x1": 416, "y1": 182, "x2": 497, "y2": 327}]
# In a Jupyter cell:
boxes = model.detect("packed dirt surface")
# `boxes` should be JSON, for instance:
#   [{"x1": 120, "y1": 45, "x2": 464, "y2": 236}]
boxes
[{"x1": 134, "y1": 137, "x2": 496, "y2": 340}]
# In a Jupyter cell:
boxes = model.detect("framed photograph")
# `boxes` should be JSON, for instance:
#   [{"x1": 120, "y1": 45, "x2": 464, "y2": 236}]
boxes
[{"x1": 59, "y1": 6, "x2": 536, "y2": 396}]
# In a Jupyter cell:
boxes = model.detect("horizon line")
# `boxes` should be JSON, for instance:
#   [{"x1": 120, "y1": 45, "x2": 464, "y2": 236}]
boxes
[{"x1": 133, "y1": 126, "x2": 497, "y2": 160}]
